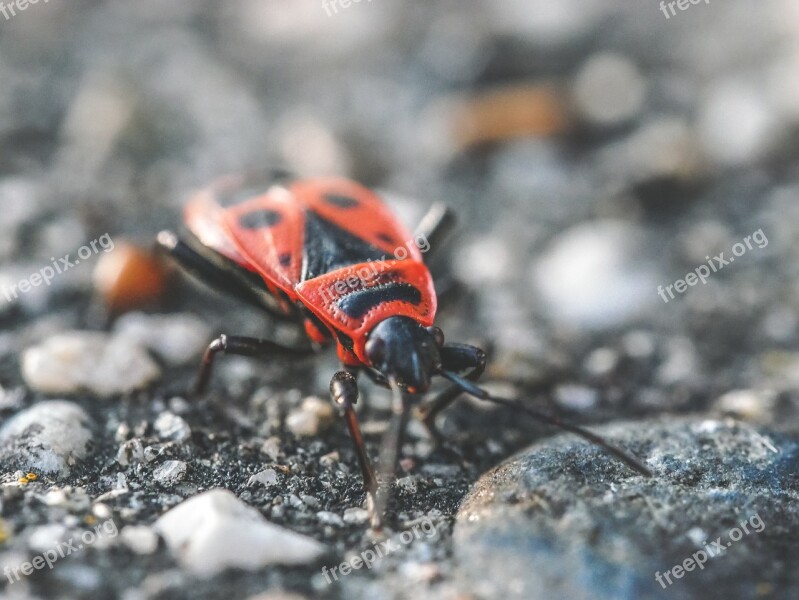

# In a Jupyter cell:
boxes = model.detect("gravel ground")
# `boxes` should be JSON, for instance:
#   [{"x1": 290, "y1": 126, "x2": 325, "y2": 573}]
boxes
[{"x1": 1, "y1": 1, "x2": 799, "y2": 599}]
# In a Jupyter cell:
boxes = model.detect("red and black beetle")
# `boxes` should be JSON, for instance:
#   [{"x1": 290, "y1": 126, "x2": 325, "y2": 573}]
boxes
[{"x1": 157, "y1": 172, "x2": 651, "y2": 528}]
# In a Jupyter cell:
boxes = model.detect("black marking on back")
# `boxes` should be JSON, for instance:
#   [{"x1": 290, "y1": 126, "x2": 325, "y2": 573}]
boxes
[
  {"x1": 301, "y1": 211, "x2": 386, "y2": 281},
  {"x1": 338, "y1": 283, "x2": 422, "y2": 319},
  {"x1": 239, "y1": 209, "x2": 282, "y2": 229},
  {"x1": 324, "y1": 194, "x2": 360, "y2": 209},
  {"x1": 377, "y1": 232, "x2": 396, "y2": 244},
  {"x1": 279, "y1": 253, "x2": 292, "y2": 267}
]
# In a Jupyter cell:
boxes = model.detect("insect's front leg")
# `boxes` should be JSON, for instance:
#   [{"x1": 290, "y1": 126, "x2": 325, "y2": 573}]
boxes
[
  {"x1": 194, "y1": 334, "x2": 314, "y2": 395},
  {"x1": 329, "y1": 372, "x2": 379, "y2": 509}
]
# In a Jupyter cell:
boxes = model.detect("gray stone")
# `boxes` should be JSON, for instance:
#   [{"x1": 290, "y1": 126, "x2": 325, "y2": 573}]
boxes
[
  {"x1": 0, "y1": 401, "x2": 94, "y2": 477},
  {"x1": 454, "y1": 419, "x2": 799, "y2": 600}
]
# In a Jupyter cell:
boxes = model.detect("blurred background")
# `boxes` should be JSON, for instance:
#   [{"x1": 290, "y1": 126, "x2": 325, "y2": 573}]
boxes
[{"x1": 1, "y1": 1, "x2": 799, "y2": 599}]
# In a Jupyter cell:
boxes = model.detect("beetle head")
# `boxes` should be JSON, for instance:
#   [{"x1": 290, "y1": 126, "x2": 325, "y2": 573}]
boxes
[{"x1": 365, "y1": 316, "x2": 443, "y2": 393}]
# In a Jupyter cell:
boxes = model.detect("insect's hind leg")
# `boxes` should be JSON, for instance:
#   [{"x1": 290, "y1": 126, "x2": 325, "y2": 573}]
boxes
[{"x1": 194, "y1": 334, "x2": 314, "y2": 395}]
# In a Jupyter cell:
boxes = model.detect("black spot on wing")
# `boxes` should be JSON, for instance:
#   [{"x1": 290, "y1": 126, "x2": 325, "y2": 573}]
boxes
[
  {"x1": 302, "y1": 212, "x2": 386, "y2": 281},
  {"x1": 377, "y1": 232, "x2": 396, "y2": 245},
  {"x1": 279, "y1": 253, "x2": 293, "y2": 267},
  {"x1": 337, "y1": 284, "x2": 422, "y2": 319},
  {"x1": 324, "y1": 194, "x2": 360, "y2": 209},
  {"x1": 239, "y1": 209, "x2": 282, "y2": 229}
]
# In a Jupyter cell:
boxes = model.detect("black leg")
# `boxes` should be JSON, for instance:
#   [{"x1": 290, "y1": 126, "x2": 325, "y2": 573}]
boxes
[
  {"x1": 329, "y1": 372, "x2": 378, "y2": 506},
  {"x1": 156, "y1": 230, "x2": 298, "y2": 321},
  {"x1": 194, "y1": 334, "x2": 314, "y2": 395},
  {"x1": 416, "y1": 344, "x2": 486, "y2": 438}
]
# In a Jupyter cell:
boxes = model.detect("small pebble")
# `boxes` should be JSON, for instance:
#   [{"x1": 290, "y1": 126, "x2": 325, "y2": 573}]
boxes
[
  {"x1": 117, "y1": 439, "x2": 145, "y2": 467},
  {"x1": 154, "y1": 412, "x2": 191, "y2": 443},
  {"x1": 153, "y1": 460, "x2": 188, "y2": 486},
  {"x1": 247, "y1": 468, "x2": 279, "y2": 488},
  {"x1": 285, "y1": 397, "x2": 335, "y2": 437}
]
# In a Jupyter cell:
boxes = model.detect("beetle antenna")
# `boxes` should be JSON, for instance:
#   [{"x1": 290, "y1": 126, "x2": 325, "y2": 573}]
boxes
[{"x1": 441, "y1": 370, "x2": 653, "y2": 477}]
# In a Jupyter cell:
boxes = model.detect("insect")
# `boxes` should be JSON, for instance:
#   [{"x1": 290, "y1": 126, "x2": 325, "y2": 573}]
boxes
[{"x1": 157, "y1": 173, "x2": 651, "y2": 528}]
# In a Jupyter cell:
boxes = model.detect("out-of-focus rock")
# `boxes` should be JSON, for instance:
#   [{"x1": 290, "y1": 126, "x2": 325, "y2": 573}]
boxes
[
  {"x1": 113, "y1": 312, "x2": 211, "y2": 366},
  {"x1": 532, "y1": 220, "x2": 659, "y2": 330},
  {"x1": 21, "y1": 332, "x2": 160, "y2": 396},
  {"x1": 573, "y1": 53, "x2": 645, "y2": 126}
]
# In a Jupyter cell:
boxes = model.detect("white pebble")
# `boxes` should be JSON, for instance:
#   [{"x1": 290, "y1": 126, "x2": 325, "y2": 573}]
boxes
[
  {"x1": 153, "y1": 489, "x2": 326, "y2": 575},
  {"x1": 154, "y1": 412, "x2": 191, "y2": 443},
  {"x1": 247, "y1": 468, "x2": 279, "y2": 488},
  {"x1": 285, "y1": 397, "x2": 335, "y2": 437},
  {"x1": 153, "y1": 460, "x2": 188, "y2": 486}
]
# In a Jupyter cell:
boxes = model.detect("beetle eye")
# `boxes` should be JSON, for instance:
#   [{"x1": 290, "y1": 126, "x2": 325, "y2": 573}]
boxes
[
  {"x1": 365, "y1": 337, "x2": 386, "y2": 365},
  {"x1": 427, "y1": 326, "x2": 445, "y2": 348}
]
